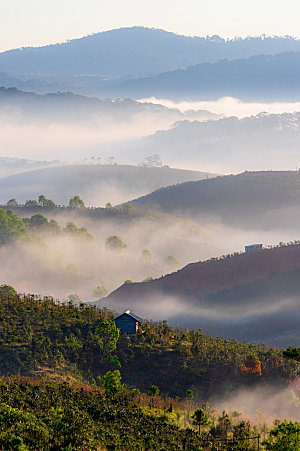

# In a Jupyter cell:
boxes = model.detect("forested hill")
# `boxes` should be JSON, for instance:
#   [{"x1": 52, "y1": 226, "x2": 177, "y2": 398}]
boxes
[
  {"x1": 109, "y1": 51, "x2": 300, "y2": 100},
  {"x1": 1, "y1": 28, "x2": 300, "y2": 78},
  {"x1": 0, "y1": 290, "x2": 298, "y2": 449},
  {"x1": 0, "y1": 289, "x2": 297, "y2": 398},
  {"x1": 129, "y1": 171, "x2": 300, "y2": 228},
  {"x1": 106, "y1": 243, "x2": 300, "y2": 345}
]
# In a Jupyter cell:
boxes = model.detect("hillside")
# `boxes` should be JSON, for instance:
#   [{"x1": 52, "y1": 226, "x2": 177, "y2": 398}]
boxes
[
  {"x1": 129, "y1": 171, "x2": 300, "y2": 229},
  {"x1": 2, "y1": 28, "x2": 300, "y2": 81},
  {"x1": 109, "y1": 52, "x2": 300, "y2": 100},
  {"x1": 0, "y1": 291, "x2": 297, "y2": 399},
  {"x1": 0, "y1": 164, "x2": 217, "y2": 206},
  {"x1": 106, "y1": 243, "x2": 300, "y2": 345},
  {"x1": 0, "y1": 291, "x2": 297, "y2": 448}
]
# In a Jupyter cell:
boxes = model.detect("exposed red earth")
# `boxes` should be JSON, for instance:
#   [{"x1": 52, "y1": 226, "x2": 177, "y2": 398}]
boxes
[{"x1": 107, "y1": 243, "x2": 300, "y2": 304}]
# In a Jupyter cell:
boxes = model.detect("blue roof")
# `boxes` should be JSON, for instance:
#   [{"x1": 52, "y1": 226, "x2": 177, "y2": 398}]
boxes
[{"x1": 113, "y1": 311, "x2": 142, "y2": 324}]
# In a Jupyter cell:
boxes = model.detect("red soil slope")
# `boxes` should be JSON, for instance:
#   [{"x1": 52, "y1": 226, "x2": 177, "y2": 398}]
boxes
[{"x1": 107, "y1": 244, "x2": 300, "y2": 304}]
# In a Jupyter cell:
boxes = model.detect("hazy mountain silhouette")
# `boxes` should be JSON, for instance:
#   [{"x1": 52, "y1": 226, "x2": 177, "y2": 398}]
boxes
[
  {"x1": 133, "y1": 112, "x2": 300, "y2": 172},
  {"x1": 0, "y1": 87, "x2": 220, "y2": 122},
  {"x1": 0, "y1": 164, "x2": 217, "y2": 206},
  {"x1": 1, "y1": 27, "x2": 300, "y2": 80},
  {"x1": 109, "y1": 52, "x2": 300, "y2": 100},
  {"x1": 129, "y1": 171, "x2": 300, "y2": 229}
]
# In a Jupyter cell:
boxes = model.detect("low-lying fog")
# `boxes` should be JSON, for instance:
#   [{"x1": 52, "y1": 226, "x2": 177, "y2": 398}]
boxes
[
  {"x1": 3, "y1": 94, "x2": 300, "y2": 174},
  {"x1": 0, "y1": 210, "x2": 225, "y2": 298},
  {"x1": 139, "y1": 96, "x2": 300, "y2": 119}
]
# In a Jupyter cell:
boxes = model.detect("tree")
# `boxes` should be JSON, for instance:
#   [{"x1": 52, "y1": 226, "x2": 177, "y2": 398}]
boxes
[
  {"x1": 142, "y1": 249, "x2": 152, "y2": 263},
  {"x1": 6, "y1": 199, "x2": 18, "y2": 207},
  {"x1": 27, "y1": 213, "x2": 48, "y2": 230},
  {"x1": 165, "y1": 255, "x2": 180, "y2": 270},
  {"x1": 191, "y1": 408, "x2": 211, "y2": 434},
  {"x1": 93, "y1": 320, "x2": 119, "y2": 355},
  {"x1": 186, "y1": 389, "x2": 194, "y2": 400},
  {"x1": 68, "y1": 294, "x2": 82, "y2": 305},
  {"x1": 0, "y1": 284, "x2": 17, "y2": 297},
  {"x1": 0, "y1": 208, "x2": 28, "y2": 245},
  {"x1": 148, "y1": 385, "x2": 160, "y2": 397},
  {"x1": 121, "y1": 203, "x2": 134, "y2": 215},
  {"x1": 143, "y1": 277, "x2": 153, "y2": 282},
  {"x1": 141, "y1": 154, "x2": 162, "y2": 167},
  {"x1": 69, "y1": 195, "x2": 85, "y2": 208},
  {"x1": 24, "y1": 200, "x2": 38, "y2": 207},
  {"x1": 105, "y1": 235, "x2": 127, "y2": 251},
  {"x1": 263, "y1": 420, "x2": 300, "y2": 450},
  {"x1": 217, "y1": 410, "x2": 232, "y2": 438},
  {"x1": 101, "y1": 370, "x2": 122, "y2": 394},
  {"x1": 63, "y1": 222, "x2": 93, "y2": 241},
  {"x1": 93, "y1": 285, "x2": 108, "y2": 300},
  {"x1": 38, "y1": 195, "x2": 55, "y2": 207},
  {"x1": 283, "y1": 346, "x2": 300, "y2": 362},
  {"x1": 105, "y1": 202, "x2": 113, "y2": 210}
]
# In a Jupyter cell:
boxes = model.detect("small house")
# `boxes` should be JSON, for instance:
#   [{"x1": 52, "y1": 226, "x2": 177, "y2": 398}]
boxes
[
  {"x1": 113, "y1": 310, "x2": 141, "y2": 334},
  {"x1": 245, "y1": 244, "x2": 263, "y2": 254}
]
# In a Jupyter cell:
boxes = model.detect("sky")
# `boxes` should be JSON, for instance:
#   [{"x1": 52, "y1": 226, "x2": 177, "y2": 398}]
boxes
[{"x1": 1, "y1": 0, "x2": 300, "y2": 52}]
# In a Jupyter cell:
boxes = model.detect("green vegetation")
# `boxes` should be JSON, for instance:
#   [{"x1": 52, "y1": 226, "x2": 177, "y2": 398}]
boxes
[
  {"x1": 0, "y1": 290, "x2": 297, "y2": 448},
  {"x1": 191, "y1": 408, "x2": 212, "y2": 433},
  {"x1": 106, "y1": 235, "x2": 127, "y2": 251},
  {"x1": 23, "y1": 214, "x2": 60, "y2": 234},
  {"x1": 283, "y1": 346, "x2": 300, "y2": 362},
  {"x1": 0, "y1": 208, "x2": 28, "y2": 245},
  {"x1": 0, "y1": 290, "x2": 297, "y2": 399},
  {"x1": 69, "y1": 195, "x2": 85, "y2": 208},
  {"x1": 6, "y1": 198, "x2": 18, "y2": 207},
  {"x1": 263, "y1": 420, "x2": 300, "y2": 450},
  {"x1": 0, "y1": 208, "x2": 94, "y2": 244},
  {"x1": 38, "y1": 195, "x2": 56, "y2": 207},
  {"x1": 63, "y1": 221, "x2": 93, "y2": 241}
]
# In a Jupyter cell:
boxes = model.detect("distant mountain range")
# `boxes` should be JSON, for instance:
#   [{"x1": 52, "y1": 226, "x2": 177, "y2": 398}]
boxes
[
  {"x1": 0, "y1": 87, "x2": 220, "y2": 122},
  {"x1": 108, "y1": 52, "x2": 300, "y2": 100},
  {"x1": 1, "y1": 28, "x2": 300, "y2": 99},
  {"x1": 129, "y1": 171, "x2": 300, "y2": 229},
  {"x1": 1, "y1": 27, "x2": 300, "y2": 80},
  {"x1": 106, "y1": 243, "x2": 300, "y2": 346}
]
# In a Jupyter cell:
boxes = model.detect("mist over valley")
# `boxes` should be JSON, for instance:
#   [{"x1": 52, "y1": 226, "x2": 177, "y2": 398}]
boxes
[{"x1": 1, "y1": 18, "x2": 300, "y2": 448}]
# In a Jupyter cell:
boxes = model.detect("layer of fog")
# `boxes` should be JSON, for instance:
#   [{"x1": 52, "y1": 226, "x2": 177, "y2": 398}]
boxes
[
  {"x1": 0, "y1": 113, "x2": 171, "y2": 161},
  {"x1": 215, "y1": 385, "x2": 300, "y2": 423},
  {"x1": 0, "y1": 101, "x2": 218, "y2": 162},
  {"x1": 139, "y1": 96, "x2": 300, "y2": 119},
  {"x1": 3, "y1": 95, "x2": 300, "y2": 174},
  {"x1": 0, "y1": 211, "x2": 225, "y2": 299}
]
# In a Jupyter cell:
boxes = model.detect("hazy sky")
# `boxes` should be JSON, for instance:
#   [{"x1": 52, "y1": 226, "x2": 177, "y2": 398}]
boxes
[{"x1": 1, "y1": 0, "x2": 300, "y2": 52}]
